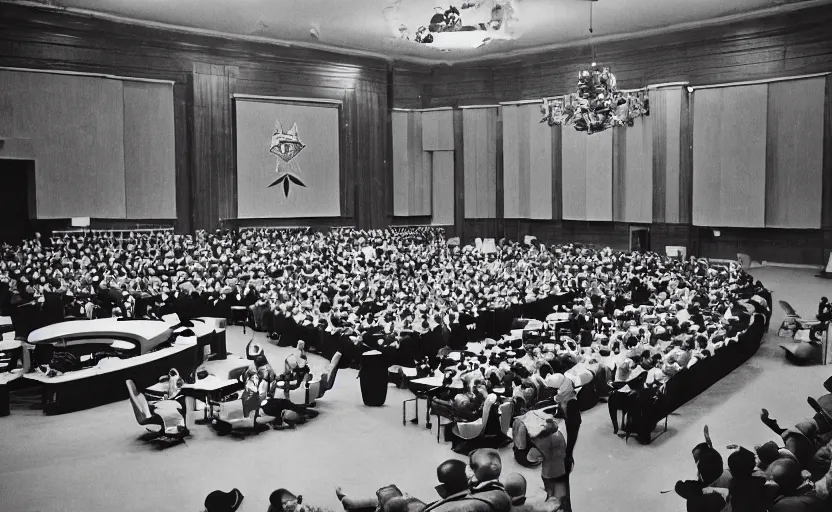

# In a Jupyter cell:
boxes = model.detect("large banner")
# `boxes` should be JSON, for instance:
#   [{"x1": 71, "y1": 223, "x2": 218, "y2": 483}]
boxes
[{"x1": 236, "y1": 99, "x2": 341, "y2": 218}]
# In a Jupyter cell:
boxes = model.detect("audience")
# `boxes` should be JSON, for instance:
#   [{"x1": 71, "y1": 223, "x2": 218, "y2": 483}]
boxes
[
  {"x1": 674, "y1": 382, "x2": 832, "y2": 512},
  {"x1": 0, "y1": 227, "x2": 786, "y2": 512}
]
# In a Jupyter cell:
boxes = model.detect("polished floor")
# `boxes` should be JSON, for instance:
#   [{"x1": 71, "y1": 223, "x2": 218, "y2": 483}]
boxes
[{"x1": 0, "y1": 267, "x2": 830, "y2": 512}]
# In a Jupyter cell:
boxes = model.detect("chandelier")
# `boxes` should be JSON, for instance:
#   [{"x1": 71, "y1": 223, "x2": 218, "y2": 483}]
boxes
[
  {"x1": 539, "y1": 0, "x2": 648, "y2": 134},
  {"x1": 540, "y1": 64, "x2": 649, "y2": 134}
]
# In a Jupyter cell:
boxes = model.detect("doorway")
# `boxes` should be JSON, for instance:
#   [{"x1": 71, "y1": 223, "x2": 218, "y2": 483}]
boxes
[
  {"x1": 0, "y1": 159, "x2": 35, "y2": 244},
  {"x1": 629, "y1": 225, "x2": 651, "y2": 253}
]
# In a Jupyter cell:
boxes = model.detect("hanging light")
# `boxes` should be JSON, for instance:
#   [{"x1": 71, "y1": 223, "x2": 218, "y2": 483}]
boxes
[{"x1": 540, "y1": 1, "x2": 649, "y2": 134}]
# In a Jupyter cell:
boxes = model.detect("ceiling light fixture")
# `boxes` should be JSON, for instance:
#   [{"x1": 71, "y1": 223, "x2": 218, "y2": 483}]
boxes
[
  {"x1": 540, "y1": 0, "x2": 648, "y2": 134},
  {"x1": 391, "y1": 1, "x2": 518, "y2": 51}
]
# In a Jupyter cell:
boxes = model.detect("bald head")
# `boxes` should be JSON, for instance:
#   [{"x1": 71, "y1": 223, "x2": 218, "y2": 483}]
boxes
[
  {"x1": 503, "y1": 473, "x2": 526, "y2": 505},
  {"x1": 469, "y1": 449, "x2": 502, "y2": 483},
  {"x1": 767, "y1": 458, "x2": 803, "y2": 494}
]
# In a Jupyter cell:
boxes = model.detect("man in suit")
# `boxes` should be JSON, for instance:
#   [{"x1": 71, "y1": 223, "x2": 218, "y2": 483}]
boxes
[{"x1": 423, "y1": 449, "x2": 511, "y2": 512}]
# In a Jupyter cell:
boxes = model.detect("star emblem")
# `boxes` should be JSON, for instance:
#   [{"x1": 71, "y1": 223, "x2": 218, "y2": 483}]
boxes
[{"x1": 268, "y1": 118, "x2": 307, "y2": 196}]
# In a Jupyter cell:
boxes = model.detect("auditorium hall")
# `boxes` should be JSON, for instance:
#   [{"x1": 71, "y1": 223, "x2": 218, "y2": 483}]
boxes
[{"x1": 1, "y1": 2, "x2": 832, "y2": 512}]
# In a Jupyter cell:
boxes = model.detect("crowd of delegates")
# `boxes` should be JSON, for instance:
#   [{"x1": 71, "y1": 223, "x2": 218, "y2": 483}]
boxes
[
  {"x1": 674, "y1": 382, "x2": 832, "y2": 512},
  {"x1": 413, "y1": 256, "x2": 769, "y2": 450},
  {"x1": 0, "y1": 227, "x2": 556, "y2": 352},
  {"x1": 1, "y1": 228, "x2": 770, "y2": 434},
  {"x1": 203, "y1": 449, "x2": 553, "y2": 512}
]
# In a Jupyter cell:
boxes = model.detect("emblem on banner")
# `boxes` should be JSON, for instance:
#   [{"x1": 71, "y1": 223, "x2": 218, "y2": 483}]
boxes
[{"x1": 268, "y1": 118, "x2": 306, "y2": 196}]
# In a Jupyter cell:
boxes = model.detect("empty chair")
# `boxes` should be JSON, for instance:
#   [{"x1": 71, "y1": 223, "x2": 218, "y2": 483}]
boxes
[
  {"x1": 281, "y1": 378, "x2": 322, "y2": 406},
  {"x1": 318, "y1": 352, "x2": 342, "y2": 399},
  {"x1": 497, "y1": 399, "x2": 514, "y2": 436},
  {"x1": 125, "y1": 379, "x2": 189, "y2": 442},
  {"x1": 208, "y1": 397, "x2": 275, "y2": 436},
  {"x1": 208, "y1": 374, "x2": 274, "y2": 436},
  {"x1": 778, "y1": 301, "x2": 820, "y2": 328}
]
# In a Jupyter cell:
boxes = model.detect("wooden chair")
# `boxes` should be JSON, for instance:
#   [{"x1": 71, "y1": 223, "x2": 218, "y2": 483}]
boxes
[{"x1": 125, "y1": 379, "x2": 188, "y2": 442}]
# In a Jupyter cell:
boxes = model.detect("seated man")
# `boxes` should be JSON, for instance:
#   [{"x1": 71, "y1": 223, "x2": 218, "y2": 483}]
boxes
[
  {"x1": 424, "y1": 449, "x2": 512, "y2": 512},
  {"x1": 503, "y1": 473, "x2": 528, "y2": 512},
  {"x1": 213, "y1": 364, "x2": 316, "y2": 432},
  {"x1": 760, "y1": 409, "x2": 827, "y2": 475},
  {"x1": 433, "y1": 380, "x2": 490, "y2": 423},
  {"x1": 335, "y1": 459, "x2": 469, "y2": 512},
  {"x1": 767, "y1": 459, "x2": 828, "y2": 512}
]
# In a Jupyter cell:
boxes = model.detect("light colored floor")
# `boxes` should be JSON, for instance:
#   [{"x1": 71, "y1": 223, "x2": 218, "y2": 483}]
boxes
[{"x1": 0, "y1": 267, "x2": 830, "y2": 512}]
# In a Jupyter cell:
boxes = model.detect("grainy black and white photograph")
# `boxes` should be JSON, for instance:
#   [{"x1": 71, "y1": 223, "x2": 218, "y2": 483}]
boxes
[{"x1": 1, "y1": 1, "x2": 832, "y2": 511}]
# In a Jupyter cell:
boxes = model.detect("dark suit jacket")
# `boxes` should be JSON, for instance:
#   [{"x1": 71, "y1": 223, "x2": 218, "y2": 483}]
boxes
[{"x1": 423, "y1": 483, "x2": 511, "y2": 512}]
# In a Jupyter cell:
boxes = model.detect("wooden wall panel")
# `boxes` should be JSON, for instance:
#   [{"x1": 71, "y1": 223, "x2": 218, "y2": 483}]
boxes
[
  {"x1": 192, "y1": 63, "x2": 236, "y2": 230},
  {"x1": 0, "y1": 3, "x2": 388, "y2": 232},
  {"x1": 420, "y1": 6, "x2": 832, "y2": 106},
  {"x1": 613, "y1": 116, "x2": 653, "y2": 224},
  {"x1": 432, "y1": 151, "x2": 455, "y2": 225},
  {"x1": 822, "y1": 76, "x2": 832, "y2": 230},
  {"x1": 122, "y1": 82, "x2": 177, "y2": 219},
  {"x1": 561, "y1": 127, "x2": 588, "y2": 221},
  {"x1": 692, "y1": 85, "x2": 768, "y2": 228},
  {"x1": 392, "y1": 111, "x2": 432, "y2": 216},
  {"x1": 463, "y1": 107, "x2": 498, "y2": 219},
  {"x1": 0, "y1": 70, "x2": 127, "y2": 219},
  {"x1": 765, "y1": 78, "x2": 825, "y2": 229},
  {"x1": 422, "y1": 110, "x2": 454, "y2": 151},
  {"x1": 651, "y1": 88, "x2": 685, "y2": 224}
]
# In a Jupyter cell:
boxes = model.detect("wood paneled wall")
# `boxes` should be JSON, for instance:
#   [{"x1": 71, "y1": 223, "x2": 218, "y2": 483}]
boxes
[
  {"x1": 389, "y1": 4, "x2": 832, "y2": 264},
  {"x1": 0, "y1": 3, "x2": 388, "y2": 232},
  {"x1": 412, "y1": 5, "x2": 832, "y2": 106},
  {"x1": 3, "y1": 3, "x2": 832, "y2": 264}
]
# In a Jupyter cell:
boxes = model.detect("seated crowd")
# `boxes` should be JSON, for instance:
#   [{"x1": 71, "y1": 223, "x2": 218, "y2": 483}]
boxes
[
  {"x1": 204, "y1": 448, "x2": 554, "y2": 512},
  {"x1": 406, "y1": 257, "x2": 769, "y2": 445},
  {"x1": 673, "y1": 376, "x2": 832, "y2": 512},
  {"x1": 1, "y1": 228, "x2": 771, "y2": 441}
]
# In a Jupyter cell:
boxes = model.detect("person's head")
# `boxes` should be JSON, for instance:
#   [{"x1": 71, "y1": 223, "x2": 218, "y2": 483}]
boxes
[
  {"x1": 503, "y1": 473, "x2": 527, "y2": 505},
  {"x1": 696, "y1": 448, "x2": 724, "y2": 486},
  {"x1": 435, "y1": 459, "x2": 469, "y2": 498},
  {"x1": 727, "y1": 447, "x2": 756, "y2": 479},
  {"x1": 469, "y1": 448, "x2": 502, "y2": 484},
  {"x1": 766, "y1": 458, "x2": 803, "y2": 495},
  {"x1": 268, "y1": 489, "x2": 303, "y2": 512},
  {"x1": 754, "y1": 441, "x2": 781, "y2": 469},
  {"x1": 204, "y1": 488, "x2": 244, "y2": 512}
]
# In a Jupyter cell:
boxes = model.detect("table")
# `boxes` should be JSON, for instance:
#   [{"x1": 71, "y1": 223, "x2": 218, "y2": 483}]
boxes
[
  {"x1": 146, "y1": 376, "x2": 240, "y2": 421},
  {"x1": 410, "y1": 376, "x2": 464, "y2": 390}
]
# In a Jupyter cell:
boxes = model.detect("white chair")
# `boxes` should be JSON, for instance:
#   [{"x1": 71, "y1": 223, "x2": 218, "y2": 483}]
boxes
[
  {"x1": 125, "y1": 380, "x2": 188, "y2": 441},
  {"x1": 453, "y1": 394, "x2": 498, "y2": 440}
]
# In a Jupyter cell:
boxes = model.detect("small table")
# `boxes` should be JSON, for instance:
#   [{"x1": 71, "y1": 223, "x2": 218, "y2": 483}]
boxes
[
  {"x1": 146, "y1": 376, "x2": 240, "y2": 422},
  {"x1": 408, "y1": 377, "x2": 465, "y2": 433},
  {"x1": 182, "y1": 377, "x2": 240, "y2": 421}
]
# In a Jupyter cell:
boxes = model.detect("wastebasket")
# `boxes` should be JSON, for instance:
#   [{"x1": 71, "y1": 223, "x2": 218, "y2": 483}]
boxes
[{"x1": 359, "y1": 350, "x2": 388, "y2": 406}]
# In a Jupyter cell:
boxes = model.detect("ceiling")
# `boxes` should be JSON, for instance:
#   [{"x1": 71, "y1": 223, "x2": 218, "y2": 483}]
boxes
[{"x1": 8, "y1": 0, "x2": 831, "y2": 63}]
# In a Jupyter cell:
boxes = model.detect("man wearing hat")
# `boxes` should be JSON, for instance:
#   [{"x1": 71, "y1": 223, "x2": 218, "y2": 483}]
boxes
[{"x1": 204, "y1": 488, "x2": 244, "y2": 512}]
